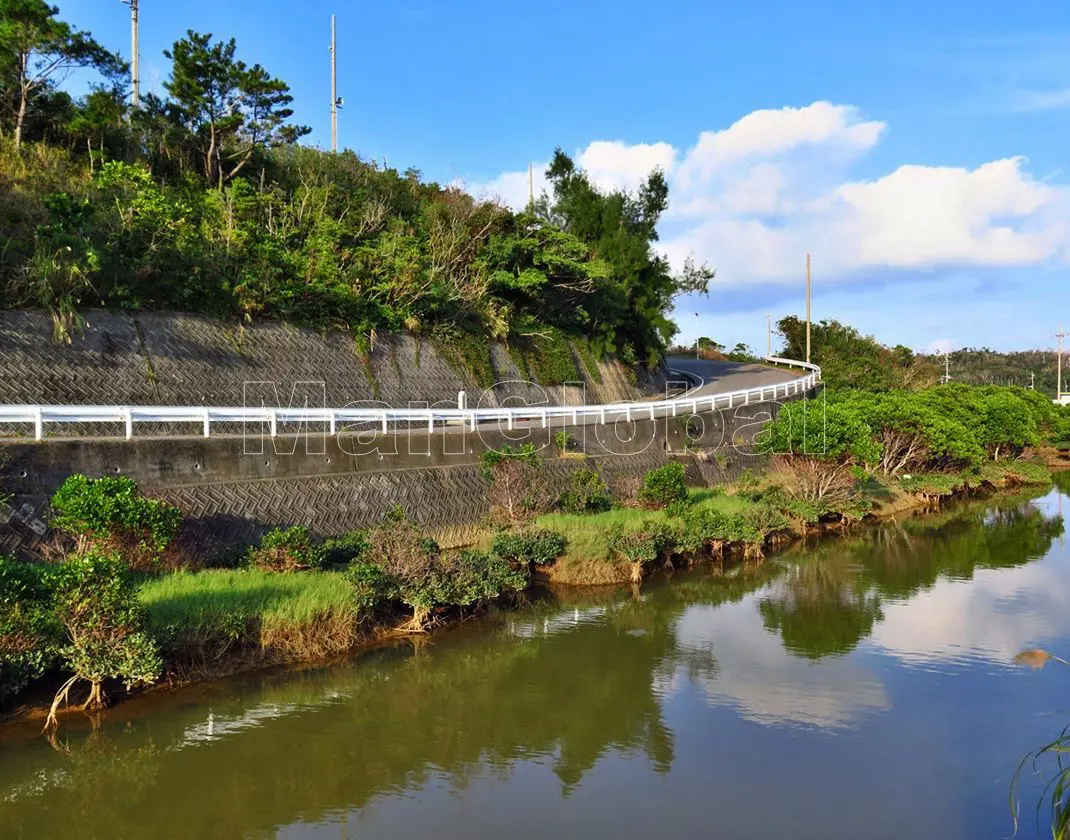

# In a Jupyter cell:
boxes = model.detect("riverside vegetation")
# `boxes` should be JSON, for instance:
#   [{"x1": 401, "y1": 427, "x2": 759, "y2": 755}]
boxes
[{"x1": 1, "y1": 379, "x2": 1068, "y2": 726}]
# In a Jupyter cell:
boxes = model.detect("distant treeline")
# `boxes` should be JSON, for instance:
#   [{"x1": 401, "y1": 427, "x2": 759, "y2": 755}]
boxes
[{"x1": 916, "y1": 348, "x2": 1062, "y2": 396}]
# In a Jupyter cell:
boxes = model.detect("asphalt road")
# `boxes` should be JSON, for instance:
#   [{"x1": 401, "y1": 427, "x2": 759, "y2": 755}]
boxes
[{"x1": 664, "y1": 356, "x2": 805, "y2": 399}]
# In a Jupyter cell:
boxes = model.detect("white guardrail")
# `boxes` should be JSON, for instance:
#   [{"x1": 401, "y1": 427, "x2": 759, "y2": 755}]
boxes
[{"x1": 0, "y1": 357, "x2": 820, "y2": 441}]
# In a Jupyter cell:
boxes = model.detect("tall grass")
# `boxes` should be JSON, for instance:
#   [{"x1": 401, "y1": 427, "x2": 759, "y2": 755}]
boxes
[
  {"x1": 534, "y1": 489, "x2": 757, "y2": 584},
  {"x1": 140, "y1": 569, "x2": 356, "y2": 630},
  {"x1": 138, "y1": 570, "x2": 360, "y2": 674}
]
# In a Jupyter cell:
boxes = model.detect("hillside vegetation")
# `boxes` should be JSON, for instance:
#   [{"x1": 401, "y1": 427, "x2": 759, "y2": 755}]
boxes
[{"x1": 0, "y1": 1, "x2": 711, "y2": 368}]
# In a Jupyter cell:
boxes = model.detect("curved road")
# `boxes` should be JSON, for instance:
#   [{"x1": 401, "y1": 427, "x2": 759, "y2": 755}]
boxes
[{"x1": 665, "y1": 355, "x2": 805, "y2": 399}]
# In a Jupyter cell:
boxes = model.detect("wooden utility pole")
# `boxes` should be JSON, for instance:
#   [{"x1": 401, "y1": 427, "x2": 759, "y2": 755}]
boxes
[
  {"x1": 805, "y1": 253, "x2": 812, "y2": 364},
  {"x1": 1058, "y1": 326, "x2": 1066, "y2": 401},
  {"x1": 766, "y1": 312, "x2": 772, "y2": 357},
  {"x1": 330, "y1": 15, "x2": 339, "y2": 152},
  {"x1": 122, "y1": 0, "x2": 139, "y2": 108}
]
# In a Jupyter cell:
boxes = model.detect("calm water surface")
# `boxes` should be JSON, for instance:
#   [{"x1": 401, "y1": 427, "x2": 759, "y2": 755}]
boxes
[{"x1": 4, "y1": 478, "x2": 1070, "y2": 839}]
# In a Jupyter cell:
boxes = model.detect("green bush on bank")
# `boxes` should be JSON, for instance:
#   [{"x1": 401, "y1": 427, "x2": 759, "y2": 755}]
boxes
[
  {"x1": 50, "y1": 474, "x2": 182, "y2": 569},
  {"x1": 491, "y1": 529, "x2": 568, "y2": 567},
  {"x1": 558, "y1": 467, "x2": 612, "y2": 514},
  {"x1": 768, "y1": 385, "x2": 1067, "y2": 476},
  {"x1": 0, "y1": 556, "x2": 59, "y2": 704},
  {"x1": 637, "y1": 462, "x2": 689, "y2": 508},
  {"x1": 344, "y1": 508, "x2": 535, "y2": 632},
  {"x1": 47, "y1": 550, "x2": 162, "y2": 724},
  {"x1": 247, "y1": 526, "x2": 328, "y2": 572}
]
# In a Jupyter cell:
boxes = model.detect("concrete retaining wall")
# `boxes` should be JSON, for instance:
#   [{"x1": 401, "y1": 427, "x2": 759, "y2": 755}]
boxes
[
  {"x1": 0, "y1": 310, "x2": 667, "y2": 423},
  {"x1": 0, "y1": 403, "x2": 779, "y2": 558}
]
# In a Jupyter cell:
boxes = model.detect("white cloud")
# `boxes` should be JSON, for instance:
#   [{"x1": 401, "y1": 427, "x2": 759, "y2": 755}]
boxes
[
  {"x1": 461, "y1": 165, "x2": 550, "y2": 212},
  {"x1": 673, "y1": 598, "x2": 889, "y2": 729},
  {"x1": 467, "y1": 101, "x2": 1070, "y2": 285},
  {"x1": 578, "y1": 140, "x2": 677, "y2": 193},
  {"x1": 925, "y1": 338, "x2": 953, "y2": 355},
  {"x1": 1011, "y1": 86, "x2": 1070, "y2": 112}
]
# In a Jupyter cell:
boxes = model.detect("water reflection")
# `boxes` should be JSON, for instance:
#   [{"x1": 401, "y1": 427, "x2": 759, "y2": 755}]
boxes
[{"x1": 0, "y1": 484, "x2": 1066, "y2": 840}]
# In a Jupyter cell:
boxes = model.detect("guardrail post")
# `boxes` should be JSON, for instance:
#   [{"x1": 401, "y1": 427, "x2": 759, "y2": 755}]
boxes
[
  {"x1": 269, "y1": 410, "x2": 277, "y2": 438},
  {"x1": 600, "y1": 407, "x2": 606, "y2": 424},
  {"x1": 572, "y1": 408, "x2": 578, "y2": 424},
  {"x1": 202, "y1": 409, "x2": 210, "y2": 438},
  {"x1": 33, "y1": 407, "x2": 42, "y2": 441},
  {"x1": 123, "y1": 407, "x2": 133, "y2": 440},
  {"x1": 469, "y1": 412, "x2": 476, "y2": 430},
  {"x1": 428, "y1": 412, "x2": 434, "y2": 433},
  {"x1": 329, "y1": 411, "x2": 337, "y2": 436},
  {"x1": 381, "y1": 412, "x2": 388, "y2": 434},
  {"x1": 541, "y1": 410, "x2": 547, "y2": 428},
  {"x1": 507, "y1": 412, "x2": 514, "y2": 431}
]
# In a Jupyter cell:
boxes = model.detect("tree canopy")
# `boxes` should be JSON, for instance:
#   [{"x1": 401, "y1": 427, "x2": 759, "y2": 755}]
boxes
[{"x1": 0, "y1": 9, "x2": 710, "y2": 369}]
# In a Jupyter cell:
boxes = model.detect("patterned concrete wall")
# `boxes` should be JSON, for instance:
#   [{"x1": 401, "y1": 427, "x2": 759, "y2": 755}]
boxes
[
  {"x1": 0, "y1": 411, "x2": 774, "y2": 559},
  {"x1": 0, "y1": 310, "x2": 665, "y2": 421}
]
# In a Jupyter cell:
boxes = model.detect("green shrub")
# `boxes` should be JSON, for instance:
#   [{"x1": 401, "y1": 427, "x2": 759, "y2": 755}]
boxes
[
  {"x1": 451, "y1": 549, "x2": 531, "y2": 602},
  {"x1": 606, "y1": 520, "x2": 678, "y2": 582},
  {"x1": 247, "y1": 526, "x2": 328, "y2": 572},
  {"x1": 479, "y1": 443, "x2": 540, "y2": 476},
  {"x1": 491, "y1": 528, "x2": 567, "y2": 567},
  {"x1": 323, "y1": 530, "x2": 370, "y2": 567},
  {"x1": 0, "y1": 556, "x2": 60, "y2": 705},
  {"x1": 47, "y1": 550, "x2": 163, "y2": 726},
  {"x1": 50, "y1": 474, "x2": 182, "y2": 569},
  {"x1": 558, "y1": 467, "x2": 612, "y2": 514},
  {"x1": 345, "y1": 560, "x2": 399, "y2": 617},
  {"x1": 637, "y1": 462, "x2": 688, "y2": 508},
  {"x1": 554, "y1": 430, "x2": 575, "y2": 452}
]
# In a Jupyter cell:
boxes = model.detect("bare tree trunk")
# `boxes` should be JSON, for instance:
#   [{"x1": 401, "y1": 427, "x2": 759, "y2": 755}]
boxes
[{"x1": 15, "y1": 85, "x2": 28, "y2": 150}]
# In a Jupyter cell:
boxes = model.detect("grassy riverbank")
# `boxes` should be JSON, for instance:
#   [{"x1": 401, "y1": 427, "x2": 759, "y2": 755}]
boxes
[
  {"x1": 140, "y1": 459, "x2": 1056, "y2": 673},
  {"x1": 0, "y1": 458, "x2": 1055, "y2": 727}
]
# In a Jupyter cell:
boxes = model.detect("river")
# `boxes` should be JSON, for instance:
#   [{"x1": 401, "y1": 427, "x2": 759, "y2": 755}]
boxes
[{"x1": 3, "y1": 477, "x2": 1070, "y2": 839}]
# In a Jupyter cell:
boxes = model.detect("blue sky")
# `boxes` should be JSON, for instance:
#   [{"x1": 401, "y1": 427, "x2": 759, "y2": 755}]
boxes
[{"x1": 58, "y1": 0, "x2": 1070, "y2": 362}]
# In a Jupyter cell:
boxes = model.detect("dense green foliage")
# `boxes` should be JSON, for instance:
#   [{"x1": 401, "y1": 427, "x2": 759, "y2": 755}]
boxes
[
  {"x1": 49, "y1": 549, "x2": 162, "y2": 706},
  {"x1": 247, "y1": 526, "x2": 328, "y2": 572},
  {"x1": 778, "y1": 316, "x2": 937, "y2": 391},
  {"x1": 490, "y1": 528, "x2": 568, "y2": 568},
  {"x1": 322, "y1": 529, "x2": 370, "y2": 567},
  {"x1": 50, "y1": 474, "x2": 182, "y2": 568},
  {"x1": 0, "y1": 4, "x2": 709, "y2": 364},
  {"x1": 346, "y1": 508, "x2": 531, "y2": 631},
  {"x1": 768, "y1": 385, "x2": 1068, "y2": 475},
  {"x1": 558, "y1": 466, "x2": 613, "y2": 514},
  {"x1": 0, "y1": 554, "x2": 57, "y2": 702},
  {"x1": 637, "y1": 461, "x2": 689, "y2": 508}
]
